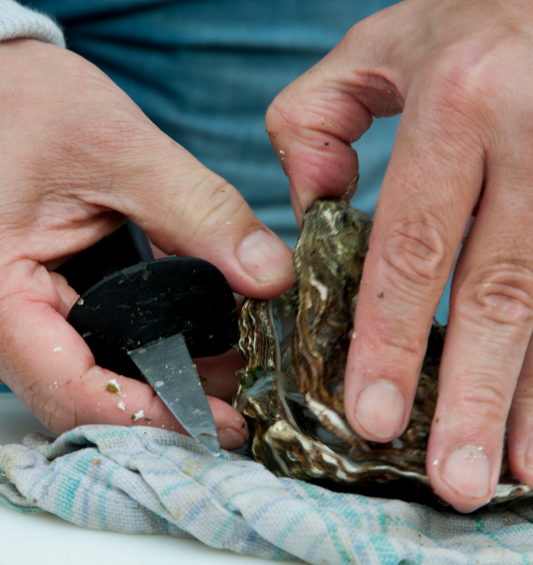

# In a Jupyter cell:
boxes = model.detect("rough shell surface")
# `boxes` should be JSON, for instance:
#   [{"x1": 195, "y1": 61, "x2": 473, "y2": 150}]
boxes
[{"x1": 234, "y1": 199, "x2": 531, "y2": 507}]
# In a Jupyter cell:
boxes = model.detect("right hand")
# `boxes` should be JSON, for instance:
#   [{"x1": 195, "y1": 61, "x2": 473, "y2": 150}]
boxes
[
  {"x1": 0, "y1": 38, "x2": 294, "y2": 449},
  {"x1": 265, "y1": 0, "x2": 533, "y2": 510}
]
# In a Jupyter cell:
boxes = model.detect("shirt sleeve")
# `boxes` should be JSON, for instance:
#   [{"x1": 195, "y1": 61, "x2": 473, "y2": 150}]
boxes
[{"x1": 0, "y1": 0, "x2": 64, "y2": 47}]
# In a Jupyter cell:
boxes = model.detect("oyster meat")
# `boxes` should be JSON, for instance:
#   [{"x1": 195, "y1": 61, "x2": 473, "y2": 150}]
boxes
[{"x1": 234, "y1": 199, "x2": 531, "y2": 507}]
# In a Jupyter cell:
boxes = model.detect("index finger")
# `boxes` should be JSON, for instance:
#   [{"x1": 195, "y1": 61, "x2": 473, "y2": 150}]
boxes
[
  {"x1": 265, "y1": 35, "x2": 403, "y2": 225},
  {"x1": 344, "y1": 86, "x2": 482, "y2": 442}
]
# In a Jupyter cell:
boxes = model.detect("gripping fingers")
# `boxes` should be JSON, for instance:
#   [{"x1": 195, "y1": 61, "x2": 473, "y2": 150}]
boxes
[
  {"x1": 265, "y1": 26, "x2": 405, "y2": 225},
  {"x1": 423, "y1": 120, "x2": 533, "y2": 509},
  {"x1": 0, "y1": 264, "x2": 248, "y2": 450},
  {"x1": 343, "y1": 86, "x2": 483, "y2": 441},
  {"x1": 426, "y1": 204, "x2": 533, "y2": 511}
]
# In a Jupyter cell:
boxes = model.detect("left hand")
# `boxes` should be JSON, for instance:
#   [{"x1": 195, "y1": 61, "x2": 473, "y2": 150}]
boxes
[
  {"x1": 0, "y1": 39, "x2": 295, "y2": 450},
  {"x1": 266, "y1": 0, "x2": 533, "y2": 512}
]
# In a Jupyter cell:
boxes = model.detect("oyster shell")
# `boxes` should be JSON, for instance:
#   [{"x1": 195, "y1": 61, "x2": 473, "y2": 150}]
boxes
[{"x1": 234, "y1": 199, "x2": 532, "y2": 507}]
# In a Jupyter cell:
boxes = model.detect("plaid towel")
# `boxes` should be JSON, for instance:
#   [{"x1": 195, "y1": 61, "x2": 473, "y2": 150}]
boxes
[{"x1": 0, "y1": 425, "x2": 532, "y2": 564}]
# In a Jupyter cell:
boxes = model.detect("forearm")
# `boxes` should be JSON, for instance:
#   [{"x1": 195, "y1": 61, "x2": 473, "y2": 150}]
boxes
[{"x1": 0, "y1": 0, "x2": 63, "y2": 46}]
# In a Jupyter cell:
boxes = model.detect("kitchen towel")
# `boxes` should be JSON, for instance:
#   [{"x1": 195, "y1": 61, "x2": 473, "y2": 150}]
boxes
[{"x1": 1, "y1": 425, "x2": 532, "y2": 564}]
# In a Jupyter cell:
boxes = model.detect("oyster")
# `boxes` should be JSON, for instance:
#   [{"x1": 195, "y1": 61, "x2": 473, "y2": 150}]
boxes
[{"x1": 235, "y1": 199, "x2": 532, "y2": 507}]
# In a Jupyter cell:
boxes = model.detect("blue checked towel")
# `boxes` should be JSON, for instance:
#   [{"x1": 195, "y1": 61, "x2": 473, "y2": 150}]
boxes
[{"x1": 1, "y1": 425, "x2": 533, "y2": 564}]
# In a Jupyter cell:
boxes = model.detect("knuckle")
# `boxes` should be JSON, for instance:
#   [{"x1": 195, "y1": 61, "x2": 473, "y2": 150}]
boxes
[
  {"x1": 417, "y1": 47, "x2": 509, "y2": 149},
  {"x1": 430, "y1": 62, "x2": 487, "y2": 117},
  {"x1": 193, "y1": 174, "x2": 243, "y2": 222},
  {"x1": 22, "y1": 386, "x2": 63, "y2": 433},
  {"x1": 455, "y1": 264, "x2": 533, "y2": 328},
  {"x1": 265, "y1": 98, "x2": 295, "y2": 138},
  {"x1": 452, "y1": 377, "x2": 510, "y2": 426},
  {"x1": 378, "y1": 329, "x2": 429, "y2": 369},
  {"x1": 171, "y1": 172, "x2": 248, "y2": 246},
  {"x1": 426, "y1": 44, "x2": 500, "y2": 112},
  {"x1": 420, "y1": 34, "x2": 532, "y2": 141},
  {"x1": 382, "y1": 209, "x2": 451, "y2": 287}
]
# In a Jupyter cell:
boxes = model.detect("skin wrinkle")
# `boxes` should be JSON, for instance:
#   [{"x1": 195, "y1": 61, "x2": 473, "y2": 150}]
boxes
[
  {"x1": 70, "y1": 397, "x2": 81, "y2": 432},
  {"x1": 432, "y1": 393, "x2": 500, "y2": 435},
  {"x1": 51, "y1": 114, "x2": 149, "y2": 169},
  {"x1": 270, "y1": 111, "x2": 341, "y2": 152},
  {"x1": 0, "y1": 262, "x2": 58, "y2": 305},
  {"x1": 26, "y1": 210, "x2": 123, "y2": 259},
  {"x1": 454, "y1": 379, "x2": 513, "y2": 421},
  {"x1": 379, "y1": 264, "x2": 441, "y2": 311},
  {"x1": 41, "y1": 392, "x2": 62, "y2": 431},
  {"x1": 47, "y1": 272, "x2": 78, "y2": 316},
  {"x1": 269, "y1": 82, "x2": 370, "y2": 143},
  {"x1": 376, "y1": 177, "x2": 458, "y2": 269},
  {"x1": 470, "y1": 282, "x2": 533, "y2": 328},
  {"x1": 267, "y1": 105, "x2": 361, "y2": 208},
  {"x1": 360, "y1": 328, "x2": 427, "y2": 371},
  {"x1": 454, "y1": 216, "x2": 533, "y2": 328},
  {"x1": 381, "y1": 216, "x2": 452, "y2": 284},
  {"x1": 305, "y1": 87, "x2": 371, "y2": 143},
  {"x1": 163, "y1": 176, "x2": 242, "y2": 253},
  {"x1": 342, "y1": 72, "x2": 404, "y2": 118},
  {"x1": 21, "y1": 384, "x2": 39, "y2": 424},
  {"x1": 437, "y1": 345, "x2": 528, "y2": 420},
  {"x1": 402, "y1": 85, "x2": 485, "y2": 169}
]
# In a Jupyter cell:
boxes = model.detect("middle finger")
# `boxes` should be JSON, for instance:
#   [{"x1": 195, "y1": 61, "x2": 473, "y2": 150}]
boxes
[{"x1": 427, "y1": 151, "x2": 533, "y2": 512}]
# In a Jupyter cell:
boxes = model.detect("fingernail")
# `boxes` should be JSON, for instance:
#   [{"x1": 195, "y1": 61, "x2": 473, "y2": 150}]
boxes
[
  {"x1": 354, "y1": 380, "x2": 405, "y2": 439},
  {"x1": 441, "y1": 444, "x2": 491, "y2": 498},
  {"x1": 341, "y1": 174, "x2": 360, "y2": 203},
  {"x1": 218, "y1": 427, "x2": 247, "y2": 451},
  {"x1": 237, "y1": 230, "x2": 293, "y2": 282},
  {"x1": 525, "y1": 441, "x2": 533, "y2": 470}
]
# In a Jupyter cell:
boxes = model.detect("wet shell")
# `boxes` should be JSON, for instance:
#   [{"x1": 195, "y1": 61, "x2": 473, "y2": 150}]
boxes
[{"x1": 234, "y1": 199, "x2": 531, "y2": 507}]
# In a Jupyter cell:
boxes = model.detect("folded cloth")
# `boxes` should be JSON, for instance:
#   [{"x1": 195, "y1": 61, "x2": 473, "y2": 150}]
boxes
[{"x1": 0, "y1": 426, "x2": 533, "y2": 565}]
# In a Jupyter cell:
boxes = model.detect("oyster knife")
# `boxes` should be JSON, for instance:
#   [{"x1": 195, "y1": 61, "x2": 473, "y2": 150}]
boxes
[
  {"x1": 64, "y1": 222, "x2": 238, "y2": 456},
  {"x1": 129, "y1": 333, "x2": 220, "y2": 456}
]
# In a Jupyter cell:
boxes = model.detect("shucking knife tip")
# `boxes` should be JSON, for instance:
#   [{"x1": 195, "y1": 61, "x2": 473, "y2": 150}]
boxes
[{"x1": 197, "y1": 434, "x2": 221, "y2": 457}]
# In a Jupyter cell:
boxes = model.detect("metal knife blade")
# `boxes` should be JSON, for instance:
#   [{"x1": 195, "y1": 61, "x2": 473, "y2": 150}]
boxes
[
  {"x1": 128, "y1": 334, "x2": 220, "y2": 456},
  {"x1": 66, "y1": 256, "x2": 238, "y2": 456}
]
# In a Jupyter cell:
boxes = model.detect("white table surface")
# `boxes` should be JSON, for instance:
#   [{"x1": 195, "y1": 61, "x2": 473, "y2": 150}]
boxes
[{"x1": 0, "y1": 393, "x2": 297, "y2": 565}]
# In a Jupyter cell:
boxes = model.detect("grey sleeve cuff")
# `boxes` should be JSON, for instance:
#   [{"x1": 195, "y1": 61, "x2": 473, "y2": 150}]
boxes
[{"x1": 0, "y1": 0, "x2": 65, "y2": 48}]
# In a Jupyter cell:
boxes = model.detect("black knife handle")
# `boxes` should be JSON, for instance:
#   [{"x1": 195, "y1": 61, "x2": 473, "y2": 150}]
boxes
[
  {"x1": 61, "y1": 223, "x2": 238, "y2": 379},
  {"x1": 67, "y1": 258, "x2": 238, "y2": 378},
  {"x1": 56, "y1": 221, "x2": 154, "y2": 296}
]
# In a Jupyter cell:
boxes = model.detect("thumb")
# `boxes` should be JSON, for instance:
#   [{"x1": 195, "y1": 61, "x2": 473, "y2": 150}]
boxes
[
  {"x1": 0, "y1": 38, "x2": 293, "y2": 299},
  {"x1": 92, "y1": 135, "x2": 295, "y2": 299},
  {"x1": 264, "y1": 11, "x2": 404, "y2": 224}
]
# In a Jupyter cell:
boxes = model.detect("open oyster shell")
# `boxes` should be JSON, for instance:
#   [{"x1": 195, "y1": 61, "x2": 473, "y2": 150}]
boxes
[{"x1": 234, "y1": 199, "x2": 532, "y2": 507}]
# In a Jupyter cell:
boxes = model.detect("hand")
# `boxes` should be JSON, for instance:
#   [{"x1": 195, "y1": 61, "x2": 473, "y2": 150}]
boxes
[
  {"x1": 0, "y1": 39, "x2": 294, "y2": 450},
  {"x1": 266, "y1": 0, "x2": 533, "y2": 511}
]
